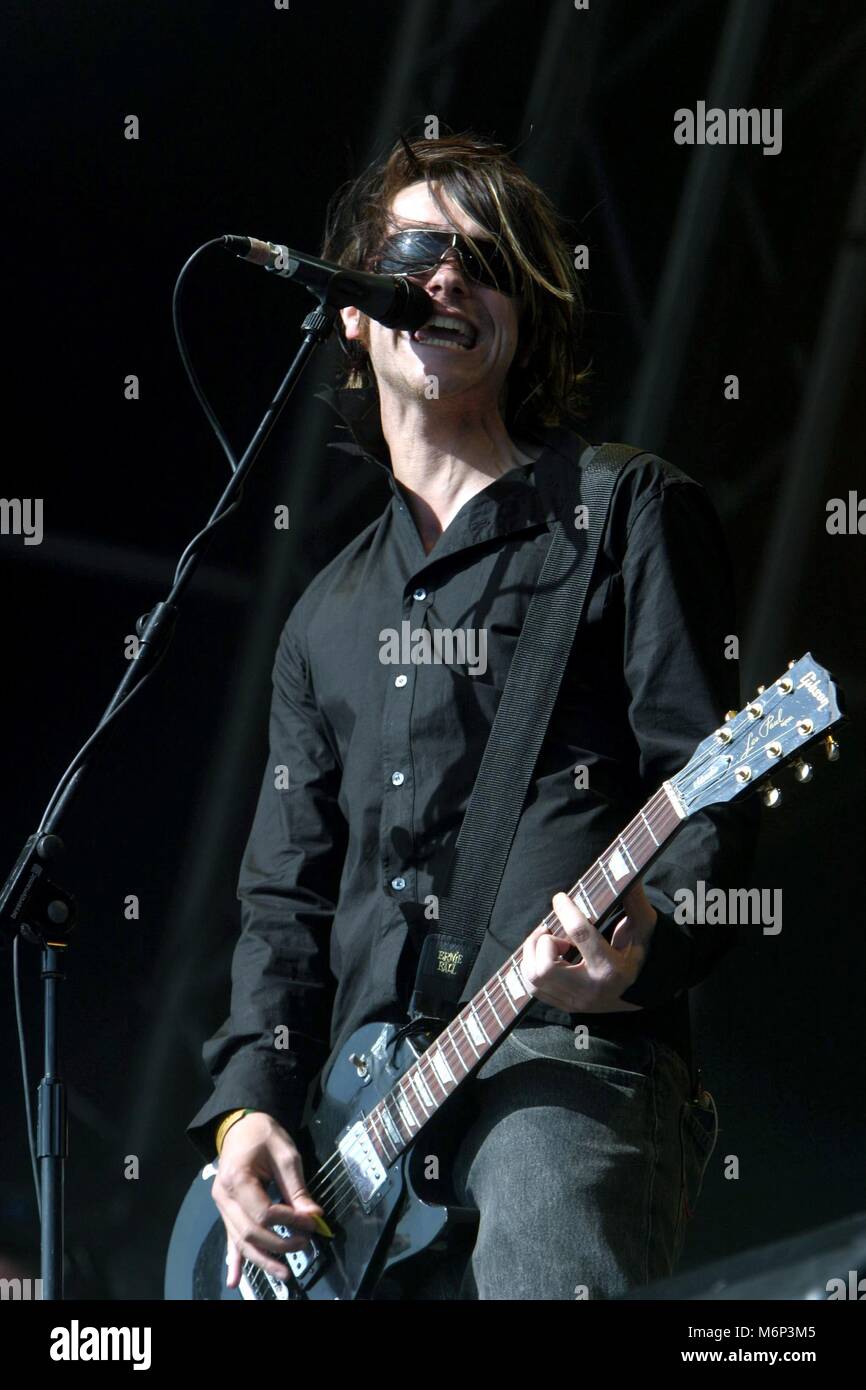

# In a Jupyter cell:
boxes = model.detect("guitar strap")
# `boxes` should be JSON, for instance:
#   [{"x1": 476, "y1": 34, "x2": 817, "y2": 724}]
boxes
[{"x1": 409, "y1": 438, "x2": 647, "y2": 1021}]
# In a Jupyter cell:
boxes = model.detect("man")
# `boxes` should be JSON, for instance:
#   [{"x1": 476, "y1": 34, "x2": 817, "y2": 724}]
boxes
[{"x1": 187, "y1": 133, "x2": 759, "y2": 1300}]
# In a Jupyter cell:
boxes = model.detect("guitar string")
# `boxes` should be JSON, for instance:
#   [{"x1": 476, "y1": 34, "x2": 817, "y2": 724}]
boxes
[
  {"x1": 250, "y1": 736, "x2": 793, "y2": 1284},
  {"x1": 256, "y1": 703, "x2": 788, "y2": 1269},
  {"x1": 248, "y1": 693, "x2": 804, "y2": 1291},
  {"x1": 305, "y1": 786, "x2": 687, "y2": 1215},
  {"x1": 306, "y1": 976, "x2": 525, "y2": 1218},
  {"x1": 306, "y1": 787, "x2": 695, "y2": 1218}
]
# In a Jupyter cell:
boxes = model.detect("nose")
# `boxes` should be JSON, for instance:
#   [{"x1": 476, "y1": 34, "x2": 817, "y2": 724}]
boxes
[{"x1": 419, "y1": 253, "x2": 470, "y2": 297}]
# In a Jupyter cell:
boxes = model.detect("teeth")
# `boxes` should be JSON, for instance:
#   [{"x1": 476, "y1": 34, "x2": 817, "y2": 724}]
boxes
[
  {"x1": 413, "y1": 314, "x2": 477, "y2": 349},
  {"x1": 416, "y1": 336, "x2": 468, "y2": 350}
]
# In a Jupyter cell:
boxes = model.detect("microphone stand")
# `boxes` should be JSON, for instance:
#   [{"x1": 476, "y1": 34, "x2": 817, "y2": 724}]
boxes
[{"x1": 0, "y1": 296, "x2": 338, "y2": 1300}]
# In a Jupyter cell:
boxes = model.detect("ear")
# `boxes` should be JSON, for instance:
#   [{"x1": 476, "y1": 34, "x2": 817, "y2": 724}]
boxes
[{"x1": 341, "y1": 304, "x2": 364, "y2": 341}]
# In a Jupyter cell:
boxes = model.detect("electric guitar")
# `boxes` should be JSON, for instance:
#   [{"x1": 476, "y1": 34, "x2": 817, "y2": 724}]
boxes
[{"x1": 165, "y1": 653, "x2": 844, "y2": 1300}]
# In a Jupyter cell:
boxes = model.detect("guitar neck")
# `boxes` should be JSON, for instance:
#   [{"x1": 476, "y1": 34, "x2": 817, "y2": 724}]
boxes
[{"x1": 362, "y1": 780, "x2": 686, "y2": 1168}]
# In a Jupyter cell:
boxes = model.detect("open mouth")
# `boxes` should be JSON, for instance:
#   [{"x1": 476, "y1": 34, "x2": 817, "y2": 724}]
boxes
[{"x1": 411, "y1": 313, "x2": 478, "y2": 351}]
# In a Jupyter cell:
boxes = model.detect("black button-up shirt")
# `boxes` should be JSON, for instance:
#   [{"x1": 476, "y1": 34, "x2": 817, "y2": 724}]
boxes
[{"x1": 187, "y1": 385, "x2": 760, "y2": 1159}]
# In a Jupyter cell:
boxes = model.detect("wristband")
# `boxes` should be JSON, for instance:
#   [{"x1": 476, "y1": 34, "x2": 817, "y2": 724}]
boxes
[{"x1": 215, "y1": 1108, "x2": 257, "y2": 1156}]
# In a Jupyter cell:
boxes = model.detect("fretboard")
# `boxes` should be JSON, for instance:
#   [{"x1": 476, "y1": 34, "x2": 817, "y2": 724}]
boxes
[{"x1": 362, "y1": 781, "x2": 685, "y2": 1169}]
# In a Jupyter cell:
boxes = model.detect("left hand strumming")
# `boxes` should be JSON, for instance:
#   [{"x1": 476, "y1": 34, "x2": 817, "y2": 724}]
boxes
[{"x1": 519, "y1": 882, "x2": 658, "y2": 1013}]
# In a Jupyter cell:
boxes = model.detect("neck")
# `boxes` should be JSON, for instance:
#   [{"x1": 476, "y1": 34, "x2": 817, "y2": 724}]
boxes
[{"x1": 378, "y1": 392, "x2": 537, "y2": 552}]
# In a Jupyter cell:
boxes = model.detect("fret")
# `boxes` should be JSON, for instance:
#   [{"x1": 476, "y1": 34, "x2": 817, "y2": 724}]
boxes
[
  {"x1": 482, "y1": 984, "x2": 503, "y2": 1030},
  {"x1": 503, "y1": 964, "x2": 527, "y2": 1004},
  {"x1": 384, "y1": 1092, "x2": 408, "y2": 1143},
  {"x1": 467, "y1": 1003, "x2": 488, "y2": 1046},
  {"x1": 493, "y1": 979, "x2": 518, "y2": 1015},
  {"x1": 573, "y1": 885, "x2": 595, "y2": 922},
  {"x1": 421, "y1": 1054, "x2": 448, "y2": 1099},
  {"x1": 410, "y1": 1068, "x2": 434, "y2": 1109},
  {"x1": 460, "y1": 1013, "x2": 481, "y2": 1058},
  {"x1": 618, "y1": 835, "x2": 637, "y2": 871},
  {"x1": 430, "y1": 1047, "x2": 455, "y2": 1089},
  {"x1": 640, "y1": 808, "x2": 659, "y2": 846},
  {"x1": 598, "y1": 858, "x2": 616, "y2": 893},
  {"x1": 366, "y1": 1106, "x2": 395, "y2": 1162},
  {"x1": 444, "y1": 1027, "x2": 470, "y2": 1073},
  {"x1": 377, "y1": 1102, "x2": 402, "y2": 1153},
  {"x1": 397, "y1": 1092, "x2": 418, "y2": 1132}
]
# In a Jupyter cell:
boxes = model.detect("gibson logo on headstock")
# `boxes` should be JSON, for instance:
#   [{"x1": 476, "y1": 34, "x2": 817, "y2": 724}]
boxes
[
  {"x1": 741, "y1": 707, "x2": 793, "y2": 759},
  {"x1": 798, "y1": 669, "x2": 829, "y2": 711},
  {"x1": 694, "y1": 756, "x2": 731, "y2": 789}
]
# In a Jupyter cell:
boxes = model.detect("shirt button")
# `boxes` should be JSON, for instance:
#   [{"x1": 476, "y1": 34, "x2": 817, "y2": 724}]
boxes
[
  {"x1": 391, "y1": 771, "x2": 405, "y2": 786},
  {"x1": 391, "y1": 876, "x2": 407, "y2": 891},
  {"x1": 412, "y1": 587, "x2": 427, "y2": 601},
  {"x1": 394, "y1": 674, "x2": 407, "y2": 687}
]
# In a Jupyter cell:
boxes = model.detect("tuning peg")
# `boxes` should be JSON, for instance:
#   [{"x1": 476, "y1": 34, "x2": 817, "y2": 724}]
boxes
[
  {"x1": 725, "y1": 709, "x2": 738, "y2": 721},
  {"x1": 787, "y1": 659, "x2": 796, "y2": 669},
  {"x1": 824, "y1": 734, "x2": 840, "y2": 762},
  {"x1": 756, "y1": 685, "x2": 765, "y2": 694},
  {"x1": 792, "y1": 758, "x2": 813, "y2": 783},
  {"x1": 762, "y1": 782, "x2": 782, "y2": 808}
]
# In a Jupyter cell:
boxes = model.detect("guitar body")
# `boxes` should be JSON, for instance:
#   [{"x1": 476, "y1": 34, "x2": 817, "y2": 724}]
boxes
[{"x1": 165, "y1": 1020, "x2": 476, "y2": 1300}]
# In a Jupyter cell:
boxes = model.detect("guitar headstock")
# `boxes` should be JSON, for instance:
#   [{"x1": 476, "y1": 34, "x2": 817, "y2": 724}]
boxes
[{"x1": 673, "y1": 653, "x2": 845, "y2": 815}]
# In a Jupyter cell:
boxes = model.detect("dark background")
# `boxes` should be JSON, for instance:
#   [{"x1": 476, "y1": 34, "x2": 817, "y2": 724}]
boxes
[{"x1": 2, "y1": 0, "x2": 864, "y2": 1299}]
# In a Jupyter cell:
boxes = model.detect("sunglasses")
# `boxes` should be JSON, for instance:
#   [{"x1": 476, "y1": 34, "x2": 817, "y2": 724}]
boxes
[{"x1": 371, "y1": 228, "x2": 515, "y2": 295}]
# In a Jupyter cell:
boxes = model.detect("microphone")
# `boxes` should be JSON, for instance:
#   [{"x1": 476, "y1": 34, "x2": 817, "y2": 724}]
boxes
[{"x1": 222, "y1": 235, "x2": 432, "y2": 332}]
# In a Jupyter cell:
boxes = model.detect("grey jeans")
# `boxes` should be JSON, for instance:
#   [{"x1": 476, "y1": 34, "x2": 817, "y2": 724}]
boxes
[{"x1": 375, "y1": 1022, "x2": 718, "y2": 1301}]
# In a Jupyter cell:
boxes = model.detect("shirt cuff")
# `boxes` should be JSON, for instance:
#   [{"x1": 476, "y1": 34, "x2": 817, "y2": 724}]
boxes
[{"x1": 186, "y1": 1065, "x2": 314, "y2": 1163}]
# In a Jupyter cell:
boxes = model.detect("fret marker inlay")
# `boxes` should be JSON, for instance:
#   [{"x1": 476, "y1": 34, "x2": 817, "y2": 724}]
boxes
[
  {"x1": 466, "y1": 1009, "x2": 487, "y2": 1046},
  {"x1": 504, "y1": 966, "x2": 527, "y2": 1000},
  {"x1": 608, "y1": 848, "x2": 629, "y2": 880},
  {"x1": 431, "y1": 1050, "x2": 454, "y2": 1087}
]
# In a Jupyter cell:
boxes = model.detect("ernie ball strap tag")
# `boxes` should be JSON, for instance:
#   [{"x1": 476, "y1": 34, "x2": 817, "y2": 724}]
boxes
[{"x1": 409, "y1": 931, "x2": 468, "y2": 1021}]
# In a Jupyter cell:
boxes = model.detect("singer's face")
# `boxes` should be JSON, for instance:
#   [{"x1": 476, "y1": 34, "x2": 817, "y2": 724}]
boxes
[{"x1": 340, "y1": 182, "x2": 524, "y2": 411}]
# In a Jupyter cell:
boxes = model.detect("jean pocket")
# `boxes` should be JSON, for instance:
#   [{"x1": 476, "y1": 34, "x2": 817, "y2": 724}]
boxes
[
  {"x1": 674, "y1": 1089, "x2": 719, "y2": 1259},
  {"x1": 508, "y1": 1023, "x2": 654, "y2": 1083}
]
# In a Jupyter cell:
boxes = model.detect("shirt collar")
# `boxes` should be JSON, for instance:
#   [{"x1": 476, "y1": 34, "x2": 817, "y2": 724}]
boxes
[{"x1": 315, "y1": 382, "x2": 590, "y2": 532}]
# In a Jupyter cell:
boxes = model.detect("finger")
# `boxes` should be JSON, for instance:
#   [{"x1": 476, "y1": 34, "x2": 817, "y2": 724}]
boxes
[
  {"x1": 270, "y1": 1144, "x2": 325, "y2": 1221},
  {"x1": 222, "y1": 1165, "x2": 321, "y2": 1236},
  {"x1": 609, "y1": 913, "x2": 639, "y2": 950},
  {"x1": 217, "y1": 1189, "x2": 315, "y2": 1259},
  {"x1": 621, "y1": 880, "x2": 654, "y2": 923},
  {"x1": 221, "y1": 1211, "x2": 297, "y2": 1284},
  {"x1": 521, "y1": 927, "x2": 571, "y2": 991},
  {"x1": 534, "y1": 932, "x2": 573, "y2": 972},
  {"x1": 219, "y1": 1195, "x2": 318, "y2": 1273},
  {"x1": 522, "y1": 920, "x2": 555, "y2": 969},
  {"x1": 225, "y1": 1235, "x2": 242, "y2": 1289},
  {"x1": 551, "y1": 892, "x2": 611, "y2": 972}
]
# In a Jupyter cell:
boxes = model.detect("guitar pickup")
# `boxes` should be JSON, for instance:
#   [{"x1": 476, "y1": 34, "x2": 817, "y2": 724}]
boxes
[{"x1": 338, "y1": 1121, "x2": 387, "y2": 1211}]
